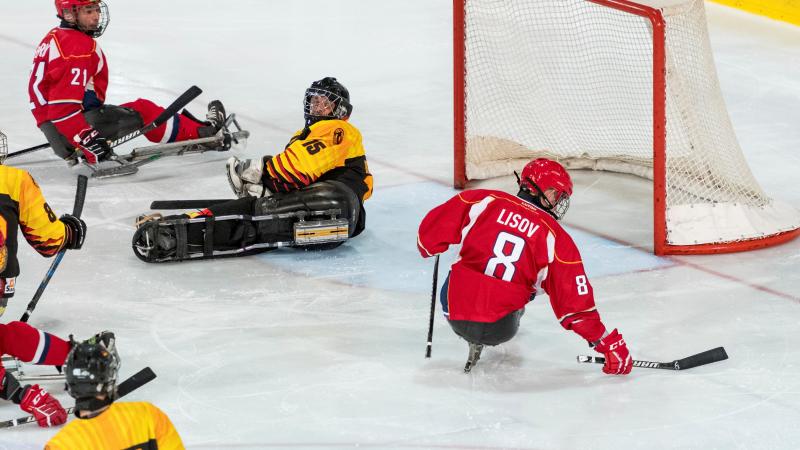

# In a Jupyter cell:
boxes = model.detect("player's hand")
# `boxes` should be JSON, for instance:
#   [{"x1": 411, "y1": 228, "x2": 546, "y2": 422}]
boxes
[
  {"x1": 60, "y1": 214, "x2": 87, "y2": 250},
  {"x1": 19, "y1": 384, "x2": 67, "y2": 427},
  {"x1": 76, "y1": 127, "x2": 112, "y2": 165},
  {"x1": 593, "y1": 328, "x2": 632, "y2": 375}
]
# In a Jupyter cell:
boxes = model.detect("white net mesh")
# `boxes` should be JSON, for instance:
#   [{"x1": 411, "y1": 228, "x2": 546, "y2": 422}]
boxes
[{"x1": 462, "y1": 0, "x2": 800, "y2": 246}]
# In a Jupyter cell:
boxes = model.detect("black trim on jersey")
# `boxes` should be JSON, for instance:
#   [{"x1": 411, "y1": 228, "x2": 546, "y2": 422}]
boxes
[
  {"x1": 123, "y1": 439, "x2": 158, "y2": 450},
  {"x1": 317, "y1": 155, "x2": 371, "y2": 203},
  {"x1": 284, "y1": 127, "x2": 312, "y2": 149},
  {"x1": 0, "y1": 194, "x2": 21, "y2": 278}
]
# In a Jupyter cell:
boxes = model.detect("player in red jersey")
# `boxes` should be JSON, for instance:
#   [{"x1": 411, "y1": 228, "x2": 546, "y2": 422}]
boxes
[
  {"x1": 417, "y1": 158, "x2": 632, "y2": 374},
  {"x1": 29, "y1": 0, "x2": 227, "y2": 166}
]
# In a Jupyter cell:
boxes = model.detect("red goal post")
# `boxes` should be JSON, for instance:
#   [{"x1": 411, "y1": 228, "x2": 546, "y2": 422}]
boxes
[{"x1": 453, "y1": 0, "x2": 800, "y2": 255}]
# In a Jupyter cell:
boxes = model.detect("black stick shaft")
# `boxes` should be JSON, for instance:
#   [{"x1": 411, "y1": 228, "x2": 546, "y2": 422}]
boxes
[
  {"x1": 0, "y1": 367, "x2": 156, "y2": 428},
  {"x1": 150, "y1": 199, "x2": 232, "y2": 210},
  {"x1": 109, "y1": 85, "x2": 202, "y2": 148},
  {"x1": 425, "y1": 255, "x2": 440, "y2": 358},
  {"x1": 7, "y1": 143, "x2": 50, "y2": 160},
  {"x1": 20, "y1": 175, "x2": 88, "y2": 323}
]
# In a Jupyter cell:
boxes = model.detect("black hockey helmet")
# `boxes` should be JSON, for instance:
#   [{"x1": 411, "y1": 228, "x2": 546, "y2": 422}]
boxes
[
  {"x1": 65, "y1": 331, "x2": 120, "y2": 401},
  {"x1": 304, "y1": 77, "x2": 353, "y2": 126}
]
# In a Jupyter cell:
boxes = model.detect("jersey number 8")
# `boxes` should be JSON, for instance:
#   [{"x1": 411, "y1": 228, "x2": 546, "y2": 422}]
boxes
[{"x1": 484, "y1": 232, "x2": 525, "y2": 282}]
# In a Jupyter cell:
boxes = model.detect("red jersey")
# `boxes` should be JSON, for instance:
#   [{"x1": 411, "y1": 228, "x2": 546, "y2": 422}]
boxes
[
  {"x1": 28, "y1": 27, "x2": 108, "y2": 146},
  {"x1": 417, "y1": 189, "x2": 605, "y2": 342}
]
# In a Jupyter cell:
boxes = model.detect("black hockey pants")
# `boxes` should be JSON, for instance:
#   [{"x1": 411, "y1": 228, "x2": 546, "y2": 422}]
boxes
[{"x1": 39, "y1": 105, "x2": 144, "y2": 160}]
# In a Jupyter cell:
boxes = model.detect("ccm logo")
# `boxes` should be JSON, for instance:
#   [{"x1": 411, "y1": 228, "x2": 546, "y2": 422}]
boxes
[{"x1": 608, "y1": 338, "x2": 626, "y2": 351}]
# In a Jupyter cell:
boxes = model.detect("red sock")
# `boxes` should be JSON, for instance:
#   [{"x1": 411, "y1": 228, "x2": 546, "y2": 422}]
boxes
[{"x1": 122, "y1": 98, "x2": 204, "y2": 143}]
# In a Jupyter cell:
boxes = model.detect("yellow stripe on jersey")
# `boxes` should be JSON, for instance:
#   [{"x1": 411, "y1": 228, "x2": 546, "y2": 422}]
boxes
[
  {"x1": 45, "y1": 401, "x2": 185, "y2": 450},
  {"x1": 0, "y1": 166, "x2": 66, "y2": 259}
]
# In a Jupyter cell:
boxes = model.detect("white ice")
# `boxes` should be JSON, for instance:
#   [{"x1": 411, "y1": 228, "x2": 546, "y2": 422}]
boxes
[{"x1": 1, "y1": 1, "x2": 799, "y2": 449}]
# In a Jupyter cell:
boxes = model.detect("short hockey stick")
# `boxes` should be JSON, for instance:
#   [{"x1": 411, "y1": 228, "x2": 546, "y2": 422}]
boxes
[
  {"x1": 20, "y1": 174, "x2": 88, "y2": 323},
  {"x1": 0, "y1": 366, "x2": 156, "y2": 429},
  {"x1": 577, "y1": 346, "x2": 728, "y2": 371},
  {"x1": 6, "y1": 143, "x2": 51, "y2": 160},
  {"x1": 149, "y1": 199, "x2": 233, "y2": 209},
  {"x1": 425, "y1": 254, "x2": 440, "y2": 358}
]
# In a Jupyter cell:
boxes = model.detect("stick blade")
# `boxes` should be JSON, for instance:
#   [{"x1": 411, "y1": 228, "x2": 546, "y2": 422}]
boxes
[
  {"x1": 117, "y1": 366, "x2": 157, "y2": 397},
  {"x1": 676, "y1": 346, "x2": 728, "y2": 370}
]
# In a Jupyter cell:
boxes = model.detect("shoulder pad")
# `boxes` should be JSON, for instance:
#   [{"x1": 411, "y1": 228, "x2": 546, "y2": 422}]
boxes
[
  {"x1": 50, "y1": 28, "x2": 97, "y2": 58},
  {"x1": 309, "y1": 120, "x2": 360, "y2": 141}
]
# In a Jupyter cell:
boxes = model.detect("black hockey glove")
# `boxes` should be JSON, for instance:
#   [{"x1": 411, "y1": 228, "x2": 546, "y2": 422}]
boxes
[
  {"x1": 60, "y1": 214, "x2": 87, "y2": 250},
  {"x1": 76, "y1": 127, "x2": 112, "y2": 165}
]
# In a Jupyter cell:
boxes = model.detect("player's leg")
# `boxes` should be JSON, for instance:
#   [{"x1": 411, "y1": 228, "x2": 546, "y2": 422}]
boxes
[
  {"x1": 254, "y1": 180, "x2": 361, "y2": 237},
  {"x1": 121, "y1": 98, "x2": 225, "y2": 144},
  {"x1": 39, "y1": 122, "x2": 80, "y2": 165},
  {"x1": 133, "y1": 197, "x2": 262, "y2": 262},
  {"x1": 83, "y1": 104, "x2": 144, "y2": 141},
  {"x1": 0, "y1": 321, "x2": 70, "y2": 366}
]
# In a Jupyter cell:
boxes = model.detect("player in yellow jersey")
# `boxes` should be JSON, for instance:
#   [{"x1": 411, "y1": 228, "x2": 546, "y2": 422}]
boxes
[
  {"x1": 0, "y1": 131, "x2": 87, "y2": 427},
  {"x1": 132, "y1": 78, "x2": 372, "y2": 262},
  {"x1": 46, "y1": 332, "x2": 184, "y2": 450},
  {"x1": 0, "y1": 132, "x2": 86, "y2": 314}
]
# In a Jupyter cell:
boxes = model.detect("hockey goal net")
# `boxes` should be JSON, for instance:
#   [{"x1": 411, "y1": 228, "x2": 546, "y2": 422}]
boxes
[{"x1": 454, "y1": 0, "x2": 800, "y2": 255}]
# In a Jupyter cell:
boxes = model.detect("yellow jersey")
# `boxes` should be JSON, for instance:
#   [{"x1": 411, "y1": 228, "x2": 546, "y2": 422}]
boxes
[
  {"x1": 45, "y1": 401, "x2": 184, "y2": 450},
  {"x1": 265, "y1": 119, "x2": 373, "y2": 202},
  {"x1": 1, "y1": 165, "x2": 66, "y2": 297}
]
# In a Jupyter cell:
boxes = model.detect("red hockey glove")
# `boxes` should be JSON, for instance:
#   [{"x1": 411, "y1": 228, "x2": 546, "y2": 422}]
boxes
[
  {"x1": 60, "y1": 214, "x2": 87, "y2": 250},
  {"x1": 75, "y1": 127, "x2": 112, "y2": 165},
  {"x1": 20, "y1": 384, "x2": 67, "y2": 427},
  {"x1": 593, "y1": 329, "x2": 632, "y2": 375}
]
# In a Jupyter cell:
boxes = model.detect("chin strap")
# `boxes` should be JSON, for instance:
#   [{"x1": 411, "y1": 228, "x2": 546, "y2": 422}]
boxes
[
  {"x1": 73, "y1": 395, "x2": 114, "y2": 419},
  {"x1": 516, "y1": 188, "x2": 559, "y2": 220}
]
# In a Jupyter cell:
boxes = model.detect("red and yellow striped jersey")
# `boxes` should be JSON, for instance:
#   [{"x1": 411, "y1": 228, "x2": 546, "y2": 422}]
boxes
[
  {"x1": 45, "y1": 401, "x2": 184, "y2": 450},
  {"x1": 264, "y1": 119, "x2": 373, "y2": 202},
  {"x1": 0, "y1": 165, "x2": 66, "y2": 280}
]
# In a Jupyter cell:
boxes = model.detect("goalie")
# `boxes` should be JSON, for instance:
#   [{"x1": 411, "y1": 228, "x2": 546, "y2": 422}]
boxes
[
  {"x1": 132, "y1": 77, "x2": 372, "y2": 262},
  {"x1": 29, "y1": 0, "x2": 231, "y2": 167}
]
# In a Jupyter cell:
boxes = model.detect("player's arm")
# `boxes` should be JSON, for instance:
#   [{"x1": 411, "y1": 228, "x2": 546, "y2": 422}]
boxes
[
  {"x1": 542, "y1": 231, "x2": 605, "y2": 342},
  {"x1": 41, "y1": 53, "x2": 95, "y2": 145},
  {"x1": 417, "y1": 191, "x2": 492, "y2": 257},
  {"x1": 263, "y1": 124, "x2": 352, "y2": 193},
  {"x1": 543, "y1": 230, "x2": 632, "y2": 375},
  {"x1": 17, "y1": 173, "x2": 85, "y2": 255}
]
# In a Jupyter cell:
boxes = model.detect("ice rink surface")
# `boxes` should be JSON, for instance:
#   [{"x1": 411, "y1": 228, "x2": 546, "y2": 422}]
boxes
[{"x1": 1, "y1": 1, "x2": 799, "y2": 449}]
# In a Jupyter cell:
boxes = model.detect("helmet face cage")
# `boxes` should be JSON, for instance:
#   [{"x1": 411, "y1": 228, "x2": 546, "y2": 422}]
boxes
[
  {"x1": 524, "y1": 176, "x2": 571, "y2": 220},
  {"x1": 304, "y1": 88, "x2": 350, "y2": 123},
  {"x1": 57, "y1": 1, "x2": 110, "y2": 38},
  {"x1": 0, "y1": 131, "x2": 7, "y2": 164},
  {"x1": 65, "y1": 333, "x2": 120, "y2": 400}
]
